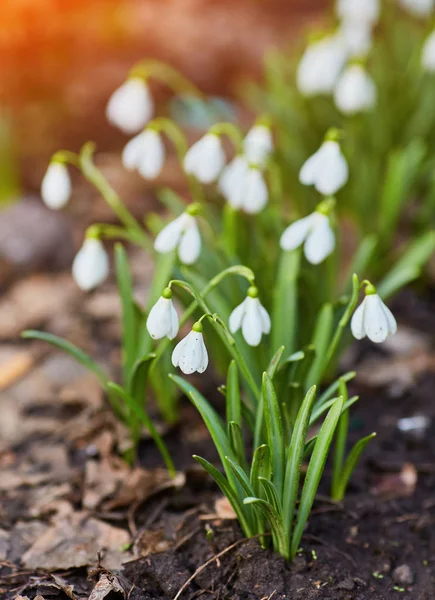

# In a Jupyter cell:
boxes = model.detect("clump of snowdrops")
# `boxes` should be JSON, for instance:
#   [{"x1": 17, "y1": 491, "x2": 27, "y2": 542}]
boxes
[{"x1": 21, "y1": 23, "x2": 419, "y2": 556}]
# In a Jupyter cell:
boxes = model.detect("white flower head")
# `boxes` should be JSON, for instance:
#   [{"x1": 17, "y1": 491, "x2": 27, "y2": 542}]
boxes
[
  {"x1": 183, "y1": 133, "x2": 226, "y2": 183},
  {"x1": 280, "y1": 207, "x2": 335, "y2": 265},
  {"x1": 122, "y1": 129, "x2": 165, "y2": 179},
  {"x1": 422, "y1": 31, "x2": 435, "y2": 72},
  {"x1": 336, "y1": 0, "x2": 380, "y2": 25},
  {"x1": 338, "y1": 21, "x2": 373, "y2": 58},
  {"x1": 334, "y1": 64, "x2": 377, "y2": 115},
  {"x1": 243, "y1": 124, "x2": 273, "y2": 167},
  {"x1": 297, "y1": 35, "x2": 348, "y2": 97},
  {"x1": 146, "y1": 287, "x2": 179, "y2": 340},
  {"x1": 299, "y1": 134, "x2": 349, "y2": 196},
  {"x1": 172, "y1": 321, "x2": 208, "y2": 374},
  {"x1": 154, "y1": 208, "x2": 201, "y2": 265},
  {"x1": 219, "y1": 157, "x2": 268, "y2": 214},
  {"x1": 398, "y1": 0, "x2": 434, "y2": 17},
  {"x1": 229, "y1": 287, "x2": 271, "y2": 347},
  {"x1": 41, "y1": 162, "x2": 72, "y2": 210},
  {"x1": 72, "y1": 238, "x2": 109, "y2": 291},
  {"x1": 351, "y1": 284, "x2": 397, "y2": 343},
  {"x1": 106, "y1": 78, "x2": 154, "y2": 134}
]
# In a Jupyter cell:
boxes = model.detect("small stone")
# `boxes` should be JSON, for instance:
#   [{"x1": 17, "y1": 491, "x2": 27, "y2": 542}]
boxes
[
  {"x1": 393, "y1": 564, "x2": 414, "y2": 585},
  {"x1": 337, "y1": 577, "x2": 355, "y2": 590}
]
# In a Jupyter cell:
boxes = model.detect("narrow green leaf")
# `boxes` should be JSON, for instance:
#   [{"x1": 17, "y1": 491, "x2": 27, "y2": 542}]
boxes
[
  {"x1": 305, "y1": 304, "x2": 333, "y2": 388},
  {"x1": 272, "y1": 249, "x2": 300, "y2": 355},
  {"x1": 262, "y1": 373, "x2": 285, "y2": 496},
  {"x1": 332, "y1": 433, "x2": 376, "y2": 501},
  {"x1": 129, "y1": 352, "x2": 156, "y2": 404},
  {"x1": 266, "y1": 346, "x2": 286, "y2": 380},
  {"x1": 250, "y1": 444, "x2": 271, "y2": 498},
  {"x1": 228, "y1": 422, "x2": 247, "y2": 471},
  {"x1": 114, "y1": 244, "x2": 137, "y2": 384},
  {"x1": 314, "y1": 371, "x2": 356, "y2": 411},
  {"x1": 244, "y1": 497, "x2": 289, "y2": 559},
  {"x1": 282, "y1": 385, "x2": 317, "y2": 538},
  {"x1": 343, "y1": 234, "x2": 378, "y2": 294},
  {"x1": 226, "y1": 360, "x2": 241, "y2": 426},
  {"x1": 258, "y1": 477, "x2": 282, "y2": 514},
  {"x1": 21, "y1": 330, "x2": 108, "y2": 388},
  {"x1": 291, "y1": 395, "x2": 344, "y2": 558},
  {"x1": 225, "y1": 456, "x2": 255, "y2": 497},
  {"x1": 331, "y1": 379, "x2": 349, "y2": 498}
]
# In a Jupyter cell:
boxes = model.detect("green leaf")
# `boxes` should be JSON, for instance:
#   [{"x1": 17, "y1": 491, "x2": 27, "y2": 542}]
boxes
[
  {"x1": 250, "y1": 444, "x2": 271, "y2": 498},
  {"x1": 228, "y1": 422, "x2": 247, "y2": 471},
  {"x1": 244, "y1": 497, "x2": 289, "y2": 559},
  {"x1": 129, "y1": 352, "x2": 155, "y2": 404},
  {"x1": 291, "y1": 395, "x2": 344, "y2": 558},
  {"x1": 305, "y1": 304, "x2": 333, "y2": 388},
  {"x1": 272, "y1": 249, "x2": 300, "y2": 355},
  {"x1": 282, "y1": 385, "x2": 317, "y2": 538},
  {"x1": 21, "y1": 330, "x2": 108, "y2": 388},
  {"x1": 226, "y1": 360, "x2": 241, "y2": 426},
  {"x1": 226, "y1": 456, "x2": 255, "y2": 497},
  {"x1": 195, "y1": 455, "x2": 254, "y2": 537},
  {"x1": 114, "y1": 244, "x2": 137, "y2": 384},
  {"x1": 266, "y1": 346, "x2": 286, "y2": 380},
  {"x1": 343, "y1": 234, "x2": 378, "y2": 293},
  {"x1": 332, "y1": 433, "x2": 376, "y2": 501},
  {"x1": 314, "y1": 371, "x2": 356, "y2": 412},
  {"x1": 330, "y1": 379, "x2": 349, "y2": 499},
  {"x1": 258, "y1": 477, "x2": 282, "y2": 514},
  {"x1": 262, "y1": 373, "x2": 285, "y2": 496},
  {"x1": 107, "y1": 382, "x2": 175, "y2": 476}
]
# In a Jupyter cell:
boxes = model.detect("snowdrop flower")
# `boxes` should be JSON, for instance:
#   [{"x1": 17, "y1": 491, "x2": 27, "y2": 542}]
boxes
[
  {"x1": 299, "y1": 135, "x2": 348, "y2": 196},
  {"x1": 422, "y1": 31, "x2": 435, "y2": 72},
  {"x1": 351, "y1": 283, "x2": 397, "y2": 343},
  {"x1": 297, "y1": 35, "x2": 348, "y2": 97},
  {"x1": 243, "y1": 125, "x2": 273, "y2": 167},
  {"x1": 146, "y1": 287, "x2": 179, "y2": 340},
  {"x1": 280, "y1": 208, "x2": 335, "y2": 265},
  {"x1": 72, "y1": 238, "x2": 109, "y2": 291},
  {"x1": 229, "y1": 287, "x2": 271, "y2": 347},
  {"x1": 398, "y1": 0, "x2": 434, "y2": 17},
  {"x1": 154, "y1": 208, "x2": 201, "y2": 265},
  {"x1": 106, "y1": 78, "x2": 154, "y2": 134},
  {"x1": 338, "y1": 21, "x2": 373, "y2": 58},
  {"x1": 336, "y1": 0, "x2": 380, "y2": 25},
  {"x1": 41, "y1": 162, "x2": 72, "y2": 210},
  {"x1": 334, "y1": 64, "x2": 377, "y2": 115},
  {"x1": 172, "y1": 321, "x2": 208, "y2": 374},
  {"x1": 219, "y1": 158, "x2": 268, "y2": 214},
  {"x1": 122, "y1": 129, "x2": 165, "y2": 179},
  {"x1": 183, "y1": 134, "x2": 226, "y2": 183}
]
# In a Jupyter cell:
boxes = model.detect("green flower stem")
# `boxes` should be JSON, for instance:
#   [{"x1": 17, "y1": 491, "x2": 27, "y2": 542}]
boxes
[
  {"x1": 129, "y1": 59, "x2": 204, "y2": 98},
  {"x1": 51, "y1": 150, "x2": 80, "y2": 168},
  {"x1": 79, "y1": 142, "x2": 152, "y2": 249},
  {"x1": 86, "y1": 223, "x2": 148, "y2": 249},
  {"x1": 209, "y1": 122, "x2": 244, "y2": 153}
]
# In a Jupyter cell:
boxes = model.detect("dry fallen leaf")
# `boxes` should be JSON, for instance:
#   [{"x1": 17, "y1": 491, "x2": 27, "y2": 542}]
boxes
[
  {"x1": 133, "y1": 528, "x2": 171, "y2": 558},
  {"x1": 371, "y1": 463, "x2": 418, "y2": 499},
  {"x1": 88, "y1": 573, "x2": 125, "y2": 600}
]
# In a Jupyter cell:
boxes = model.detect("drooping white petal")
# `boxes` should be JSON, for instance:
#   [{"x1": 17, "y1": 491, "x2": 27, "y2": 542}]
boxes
[
  {"x1": 380, "y1": 301, "x2": 398, "y2": 337},
  {"x1": 106, "y1": 78, "x2": 154, "y2": 134},
  {"x1": 297, "y1": 35, "x2": 348, "y2": 97},
  {"x1": 229, "y1": 298, "x2": 248, "y2": 333},
  {"x1": 241, "y1": 297, "x2": 264, "y2": 347},
  {"x1": 338, "y1": 21, "x2": 373, "y2": 58},
  {"x1": 146, "y1": 297, "x2": 179, "y2": 340},
  {"x1": 197, "y1": 335, "x2": 209, "y2": 373},
  {"x1": 122, "y1": 132, "x2": 147, "y2": 171},
  {"x1": 422, "y1": 31, "x2": 435, "y2": 72},
  {"x1": 363, "y1": 294, "x2": 393, "y2": 343},
  {"x1": 280, "y1": 214, "x2": 316, "y2": 252},
  {"x1": 183, "y1": 134, "x2": 226, "y2": 183},
  {"x1": 219, "y1": 156, "x2": 250, "y2": 208},
  {"x1": 242, "y1": 168, "x2": 268, "y2": 214},
  {"x1": 41, "y1": 163, "x2": 72, "y2": 210},
  {"x1": 178, "y1": 217, "x2": 201, "y2": 265},
  {"x1": 154, "y1": 214, "x2": 186, "y2": 254},
  {"x1": 172, "y1": 331, "x2": 208, "y2": 374},
  {"x1": 243, "y1": 125, "x2": 273, "y2": 166},
  {"x1": 72, "y1": 238, "x2": 109, "y2": 292},
  {"x1": 314, "y1": 143, "x2": 349, "y2": 196},
  {"x1": 336, "y1": 0, "x2": 380, "y2": 25},
  {"x1": 259, "y1": 304, "x2": 271, "y2": 334},
  {"x1": 304, "y1": 214, "x2": 335, "y2": 265},
  {"x1": 137, "y1": 130, "x2": 165, "y2": 180},
  {"x1": 350, "y1": 301, "x2": 366, "y2": 340},
  {"x1": 334, "y1": 65, "x2": 377, "y2": 116},
  {"x1": 398, "y1": 0, "x2": 434, "y2": 17}
]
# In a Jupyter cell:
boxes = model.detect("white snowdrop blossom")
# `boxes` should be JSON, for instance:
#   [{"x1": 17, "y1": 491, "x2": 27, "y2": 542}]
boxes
[
  {"x1": 72, "y1": 238, "x2": 109, "y2": 291},
  {"x1": 398, "y1": 0, "x2": 434, "y2": 17},
  {"x1": 41, "y1": 162, "x2": 72, "y2": 210},
  {"x1": 297, "y1": 35, "x2": 348, "y2": 97},
  {"x1": 106, "y1": 78, "x2": 154, "y2": 134},
  {"x1": 122, "y1": 129, "x2": 165, "y2": 179},
  {"x1": 338, "y1": 21, "x2": 373, "y2": 58},
  {"x1": 422, "y1": 31, "x2": 435, "y2": 72},
  {"x1": 172, "y1": 323, "x2": 208, "y2": 374},
  {"x1": 243, "y1": 125, "x2": 273, "y2": 167},
  {"x1": 229, "y1": 288, "x2": 271, "y2": 347},
  {"x1": 146, "y1": 288, "x2": 179, "y2": 340},
  {"x1": 351, "y1": 286, "x2": 397, "y2": 343},
  {"x1": 280, "y1": 211, "x2": 335, "y2": 265},
  {"x1": 334, "y1": 64, "x2": 377, "y2": 115},
  {"x1": 154, "y1": 211, "x2": 201, "y2": 265},
  {"x1": 299, "y1": 139, "x2": 348, "y2": 196},
  {"x1": 183, "y1": 134, "x2": 226, "y2": 183},
  {"x1": 219, "y1": 158, "x2": 268, "y2": 214},
  {"x1": 336, "y1": 0, "x2": 380, "y2": 25}
]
